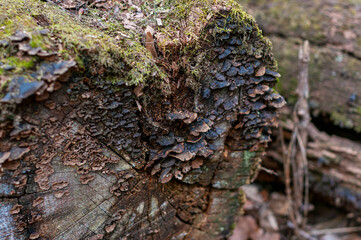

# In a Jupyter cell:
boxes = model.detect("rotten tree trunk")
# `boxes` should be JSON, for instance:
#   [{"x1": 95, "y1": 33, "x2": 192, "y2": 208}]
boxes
[
  {"x1": 284, "y1": 40, "x2": 311, "y2": 231},
  {"x1": 243, "y1": 0, "x2": 361, "y2": 133},
  {"x1": 0, "y1": 0, "x2": 285, "y2": 239},
  {"x1": 243, "y1": 0, "x2": 361, "y2": 214},
  {"x1": 266, "y1": 118, "x2": 361, "y2": 213}
]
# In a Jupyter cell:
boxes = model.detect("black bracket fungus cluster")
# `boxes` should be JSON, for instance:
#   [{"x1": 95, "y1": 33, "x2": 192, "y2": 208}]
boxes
[
  {"x1": 72, "y1": 78, "x2": 146, "y2": 169},
  {"x1": 147, "y1": 110, "x2": 216, "y2": 183},
  {"x1": 0, "y1": 1, "x2": 285, "y2": 189},
  {"x1": 206, "y1": 11, "x2": 286, "y2": 150},
  {"x1": 144, "y1": 9, "x2": 286, "y2": 184},
  {"x1": 0, "y1": 29, "x2": 76, "y2": 181},
  {"x1": 0, "y1": 30, "x2": 75, "y2": 106}
]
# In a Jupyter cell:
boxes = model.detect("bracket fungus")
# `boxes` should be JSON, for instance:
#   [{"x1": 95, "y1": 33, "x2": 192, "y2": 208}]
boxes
[
  {"x1": 141, "y1": 5, "x2": 286, "y2": 184},
  {"x1": 0, "y1": 0, "x2": 285, "y2": 238},
  {"x1": 1, "y1": 30, "x2": 76, "y2": 106}
]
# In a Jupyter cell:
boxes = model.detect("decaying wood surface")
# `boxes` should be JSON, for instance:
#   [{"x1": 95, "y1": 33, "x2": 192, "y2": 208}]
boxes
[
  {"x1": 283, "y1": 40, "x2": 311, "y2": 233},
  {"x1": 242, "y1": 0, "x2": 361, "y2": 133},
  {"x1": 240, "y1": 0, "x2": 361, "y2": 216},
  {"x1": 264, "y1": 111, "x2": 361, "y2": 213},
  {"x1": 0, "y1": 0, "x2": 285, "y2": 239}
]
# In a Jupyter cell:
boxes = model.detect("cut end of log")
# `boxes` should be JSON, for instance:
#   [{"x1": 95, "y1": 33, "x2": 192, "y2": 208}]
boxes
[{"x1": 0, "y1": 0, "x2": 285, "y2": 239}]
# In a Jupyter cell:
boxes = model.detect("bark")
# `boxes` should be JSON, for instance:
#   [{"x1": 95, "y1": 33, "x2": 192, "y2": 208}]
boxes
[
  {"x1": 242, "y1": 0, "x2": 361, "y2": 133},
  {"x1": 241, "y1": 0, "x2": 361, "y2": 213},
  {"x1": 264, "y1": 116, "x2": 361, "y2": 212},
  {"x1": 0, "y1": 0, "x2": 284, "y2": 239}
]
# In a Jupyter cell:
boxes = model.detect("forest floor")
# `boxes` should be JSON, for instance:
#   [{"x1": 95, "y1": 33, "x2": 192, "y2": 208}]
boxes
[{"x1": 230, "y1": 180, "x2": 361, "y2": 240}]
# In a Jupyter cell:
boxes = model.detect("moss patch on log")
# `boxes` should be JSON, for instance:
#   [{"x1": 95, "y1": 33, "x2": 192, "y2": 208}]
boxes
[
  {"x1": 0, "y1": 0, "x2": 166, "y2": 86},
  {"x1": 158, "y1": 0, "x2": 277, "y2": 70},
  {"x1": 269, "y1": 36, "x2": 361, "y2": 132},
  {"x1": 0, "y1": 0, "x2": 278, "y2": 92},
  {"x1": 241, "y1": 0, "x2": 361, "y2": 58}
]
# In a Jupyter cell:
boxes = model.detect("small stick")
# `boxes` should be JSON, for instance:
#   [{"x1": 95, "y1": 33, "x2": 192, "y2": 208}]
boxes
[
  {"x1": 284, "y1": 40, "x2": 311, "y2": 234},
  {"x1": 89, "y1": 0, "x2": 107, "y2": 8},
  {"x1": 296, "y1": 40, "x2": 311, "y2": 228},
  {"x1": 297, "y1": 132, "x2": 309, "y2": 227},
  {"x1": 287, "y1": 221, "x2": 318, "y2": 240},
  {"x1": 311, "y1": 226, "x2": 361, "y2": 236},
  {"x1": 285, "y1": 127, "x2": 299, "y2": 234},
  {"x1": 259, "y1": 166, "x2": 279, "y2": 176}
]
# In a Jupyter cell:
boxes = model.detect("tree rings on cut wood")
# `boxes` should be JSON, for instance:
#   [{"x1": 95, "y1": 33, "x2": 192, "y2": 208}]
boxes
[{"x1": 0, "y1": 0, "x2": 284, "y2": 239}]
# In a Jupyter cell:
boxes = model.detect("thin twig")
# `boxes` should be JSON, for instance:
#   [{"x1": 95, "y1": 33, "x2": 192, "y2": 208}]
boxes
[
  {"x1": 296, "y1": 132, "x2": 309, "y2": 227},
  {"x1": 311, "y1": 226, "x2": 361, "y2": 236},
  {"x1": 296, "y1": 40, "x2": 311, "y2": 228},
  {"x1": 259, "y1": 166, "x2": 279, "y2": 176},
  {"x1": 287, "y1": 221, "x2": 318, "y2": 240},
  {"x1": 283, "y1": 40, "x2": 311, "y2": 234},
  {"x1": 285, "y1": 126, "x2": 299, "y2": 234}
]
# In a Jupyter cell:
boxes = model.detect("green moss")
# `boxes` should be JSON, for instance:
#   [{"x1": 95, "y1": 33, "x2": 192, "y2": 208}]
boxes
[
  {"x1": 74, "y1": 56, "x2": 84, "y2": 70},
  {"x1": 238, "y1": 188, "x2": 246, "y2": 213},
  {"x1": 156, "y1": 0, "x2": 277, "y2": 91},
  {"x1": 230, "y1": 222, "x2": 236, "y2": 231},
  {"x1": 29, "y1": 34, "x2": 46, "y2": 49},
  {"x1": 28, "y1": 135, "x2": 36, "y2": 141},
  {"x1": 3, "y1": 56, "x2": 35, "y2": 72},
  {"x1": 1, "y1": 0, "x2": 276, "y2": 93},
  {"x1": 0, "y1": 0, "x2": 166, "y2": 86},
  {"x1": 243, "y1": 151, "x2": 256, "y2": 163},
  {"x1": 356, "y1": 107, "x2": 361, "y2": 116},
  {"x1": 330, "y1": 111, "x2": 354, "y2": 129}
]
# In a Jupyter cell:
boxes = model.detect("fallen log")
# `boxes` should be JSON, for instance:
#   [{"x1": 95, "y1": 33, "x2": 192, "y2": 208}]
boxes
[
  {"x1": 0, "y1": 0, "x2": 284, "y2": 239},
  {"x1": 243, "y1": 0, "x2": 361, "y2": 133},
  {"x1": 240, "y1": 0, "x2": 361, "y2": 216},
  {"x1": 263, "y1": 111, "x2": 361, "y2": 213}
]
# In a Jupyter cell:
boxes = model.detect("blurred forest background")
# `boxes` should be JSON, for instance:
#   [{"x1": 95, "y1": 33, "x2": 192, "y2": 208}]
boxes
[{"x1": 231, "y1": 0, "x2": 361, "y2": 239}]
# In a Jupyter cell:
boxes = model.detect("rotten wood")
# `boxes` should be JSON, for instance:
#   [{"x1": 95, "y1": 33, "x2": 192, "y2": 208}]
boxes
[
  {"x1": 0, "y1": 0, "x2": 285, "y2": 239},
  {"x1": 244, "y1": 0, "x2": 361, "y2": 222},
  {"x1": 264, "y1": 113, "x2": 361, "y2": 214},
  {"x1": 243, "y1": 0, "x2": 361, "y2": 133},
  {"x1": 283, "y1": 40, "x2": 311, "y2": 234}
]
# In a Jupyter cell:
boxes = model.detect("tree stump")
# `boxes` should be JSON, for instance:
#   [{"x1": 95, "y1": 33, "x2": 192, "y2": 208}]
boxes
[{"x1": 0, "y1": 0, "x2": 284, "y2": 239}]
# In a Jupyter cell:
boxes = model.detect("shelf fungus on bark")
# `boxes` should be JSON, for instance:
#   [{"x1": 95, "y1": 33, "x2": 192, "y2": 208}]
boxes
[
  {"x1": 0, "y1": 0, "x2": 282, "y2": 205},
  {"x1": 144, "y1": 8, "x2": 285, "y2": 185},
  {"x1": 148, "y1": 115, "x2": 217, "y2": 183},
  {"x1": 0, "y1": 0, "x2": 286, "y2": 238},
  {"x1": 0, "y1": 31, "x2": 75, "y2": 105}
]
